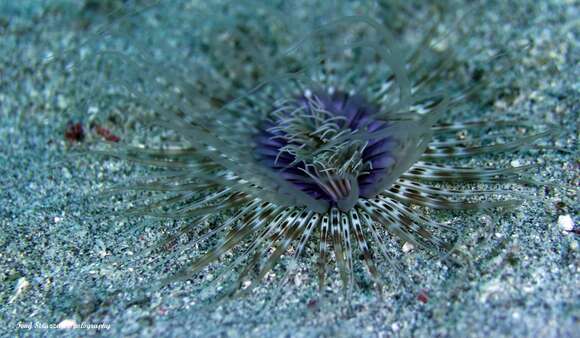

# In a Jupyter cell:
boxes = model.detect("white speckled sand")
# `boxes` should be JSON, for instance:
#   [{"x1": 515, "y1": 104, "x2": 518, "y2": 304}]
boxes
[{"x1": 1, "y1": 1, "x2": 578, "y2": 337}]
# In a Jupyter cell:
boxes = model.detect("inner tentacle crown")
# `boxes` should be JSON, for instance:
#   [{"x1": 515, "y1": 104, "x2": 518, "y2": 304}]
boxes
[{"x1": 256, "y1": 88, "x2": 409, "y2": 212}]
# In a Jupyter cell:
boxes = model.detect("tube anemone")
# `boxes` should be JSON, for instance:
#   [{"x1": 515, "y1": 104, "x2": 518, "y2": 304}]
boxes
[{"x1": 80, "y1": 0, "x2": 552, "y2": 297}]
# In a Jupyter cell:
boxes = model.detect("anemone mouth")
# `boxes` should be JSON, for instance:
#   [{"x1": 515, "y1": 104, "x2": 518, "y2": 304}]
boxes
[{"x1": 255, "y1": 89, "x2": 399, "y2": 211}]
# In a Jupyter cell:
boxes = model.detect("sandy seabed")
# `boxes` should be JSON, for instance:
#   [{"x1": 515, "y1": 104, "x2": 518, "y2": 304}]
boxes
[{"x1": 1, "y1": 1, "x2": 578, "y2": 337}]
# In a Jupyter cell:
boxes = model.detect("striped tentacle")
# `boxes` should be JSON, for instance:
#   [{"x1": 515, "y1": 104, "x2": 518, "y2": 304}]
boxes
[
  {"x1": 357, "y1": 209, "x2": 408, "y2": 282},
  {"x1": 216, "y1": 207, "x2": 304, "y2": 296},
  {"x1": 147, "y1": 199, "x2": 266, "y2": 269},
  {"x1": 359, "y1": 198, "x2": 457, "y2": 264},
  {"x1": 422, "y1": 130, "x2": 552, "y2": 160},
  {"x1": 339, "y1": 211, "x2": 355, "y2": 297},
  {"x1": 395, "y1": 178, "x2": 511, "y2": 198},
  {"x1": 122, "y1": 189, "x2": 248, "y2": 219},
  {"x1": 348, "y1": 209, "x2": 383, "y2": 293},
  {"x1": 329, "y1": 208, "x2": 349, "y2": 292},
  {"x1": 402, "y1": 161, "x2": 533, "y2": 183},
  {"x1": 246, "y1": 209, "x2": 316, "y2": 290},
  {"x1": 163, "y1": 202, "x2": 283, "y2": 284},
  {"x1": 375, "y1": 196, "x2": 457, "y2": 234},
  {"x1": 431, "y1": 120, "x2": 534, "y2": 135},
  {"x1": 241, "y1": 212, "x2": 322, "y2": 302},
  {"x1": 384, "y1": 181, "x2": 521, "y2": 211},
  {"x1": 91, "y1": 145, "x2": 216, "y2": 169},
  {"x1": 317, "y1": 211, "x2": 331, "y2": 291}
]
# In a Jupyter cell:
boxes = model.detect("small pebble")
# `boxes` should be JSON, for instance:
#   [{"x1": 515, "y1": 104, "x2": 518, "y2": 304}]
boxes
[
  {"x1": 391, "y1": 322, "x2": 400, "y2": 332},
  {"x1": 402, "y1": 242, "x2": 415, "y2": 253},
  {"x1": 417, "y1": 290, "x2": 429, "y2": 304},
  {"x1": 558, "y1": 215, "x2": 573, "y2": 232},
  {"x1": 479, "y1": 214, "x2": 493, "y2": 226}
]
